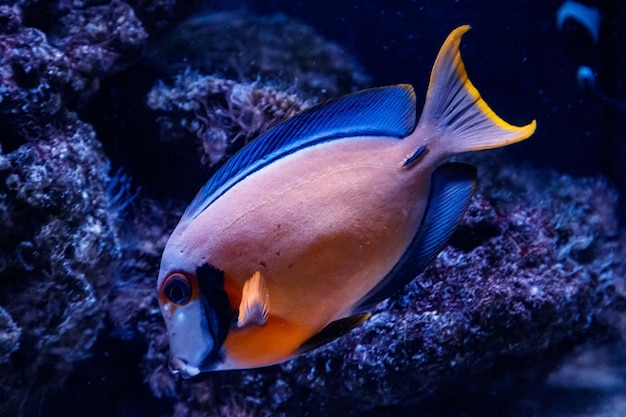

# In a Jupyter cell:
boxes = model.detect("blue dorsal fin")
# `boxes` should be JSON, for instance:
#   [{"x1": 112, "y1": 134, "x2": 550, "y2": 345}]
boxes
[
  {"x1": 353, "y1": 162, "x2": 477, "y2": 313},
  {"x1": 181, "y1": 85, "x2": 417, "y2": 222}
]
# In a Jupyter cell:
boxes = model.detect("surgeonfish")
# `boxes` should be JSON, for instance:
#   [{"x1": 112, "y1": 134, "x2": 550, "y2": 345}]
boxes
[{"x1": 157, "y1": 25, "x2": 536, "y2": 378}]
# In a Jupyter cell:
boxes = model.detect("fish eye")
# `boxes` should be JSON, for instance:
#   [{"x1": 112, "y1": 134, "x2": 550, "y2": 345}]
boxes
[{"x1": 164, "y1": 273, "x2": 192, "y2": 305}]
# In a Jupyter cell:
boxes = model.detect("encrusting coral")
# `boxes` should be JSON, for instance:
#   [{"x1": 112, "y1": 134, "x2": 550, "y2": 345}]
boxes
[
  {"x1": 0, "y1": 116, "x2": 120, "y2": 414},
  {"x1": 147, "y1": 11, "x2": 371, "y2": 99},
  {"x1": 147, "y1": 69, "x2": 312, "y2": 166},
  {"x1": 0, "y1": 1, "x2": 145, "y2": 413},
  {"x1": 0, "y1": 2, "x2": 373, "y2": 415}
]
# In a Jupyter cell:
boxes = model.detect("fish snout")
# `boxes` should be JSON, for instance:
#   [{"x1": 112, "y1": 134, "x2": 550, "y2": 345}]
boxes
[{"x1": 168, "y1": 356, "x2": 200, "y2": 379}]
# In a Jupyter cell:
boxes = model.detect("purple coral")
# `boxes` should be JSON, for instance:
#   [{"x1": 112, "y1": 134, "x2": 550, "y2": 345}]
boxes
[
  {"x1": 0, "y1": 2, "x2": 147, "y2": 126},
  {"x1": 0, "y1": 1, "x2": 149, "y2": 414},
  {"x1": 0, "y1": 10, "x2": 68, "y2": 125},
  {"x1": 49, "y1": 1, "x2": 147, "y2": 92},
  {"x1": 147, "y1": 69, "x2": 312, "y2": 166},
  {"x1": 0, "y1": 114, "x2": 120, "y2": 414},
  {"x1": 148, "y1": 11, "x2": 371, "y2": 99}
]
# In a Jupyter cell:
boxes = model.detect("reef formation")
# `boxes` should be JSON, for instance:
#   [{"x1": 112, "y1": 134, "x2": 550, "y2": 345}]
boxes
[
  {"x1": 0, "y1": 2, "x2": 624, "y2": 417},
  {"x1": 0, "y1": 1, "x2": 144, "y2": 413}
]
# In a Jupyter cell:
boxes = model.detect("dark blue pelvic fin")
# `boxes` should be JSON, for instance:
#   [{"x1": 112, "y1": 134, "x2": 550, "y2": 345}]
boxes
[
  {"x1": 182, "y1": 85, "x2": 417, "y2": 222},
  {"x1": 294, "y1": 313, "x2": 371, "y2": 355},
  {"x1": 353, "y1": 162, "x2": 477, "y2": 313}
]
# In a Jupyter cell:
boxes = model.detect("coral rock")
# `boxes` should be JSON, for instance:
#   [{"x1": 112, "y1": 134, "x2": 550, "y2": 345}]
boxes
[
  {"x1": 0, "y1": 115, "x2": 121, "y2": 415},
  {"x1": 147, "y1": 70, "x2": 312, "y2": 166},
  {"x1": 149, "y1": 11, "x2": 371, "y2": 99}
]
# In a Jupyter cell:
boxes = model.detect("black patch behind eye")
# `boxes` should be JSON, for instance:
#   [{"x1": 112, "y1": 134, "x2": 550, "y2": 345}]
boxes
[{"x1": 196, "y1": 263, "x2": 232, "y2": 364}]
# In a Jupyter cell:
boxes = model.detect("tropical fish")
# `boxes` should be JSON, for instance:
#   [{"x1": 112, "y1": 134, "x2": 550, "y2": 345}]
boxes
[{"x1": 157, "y1": 25, "x2": 536, "y2": 378}]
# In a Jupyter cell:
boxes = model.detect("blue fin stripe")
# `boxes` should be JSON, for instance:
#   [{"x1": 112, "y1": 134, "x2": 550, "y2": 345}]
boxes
[{"x1": 182, "y1": 85, "x2": 417, "y2": 222}]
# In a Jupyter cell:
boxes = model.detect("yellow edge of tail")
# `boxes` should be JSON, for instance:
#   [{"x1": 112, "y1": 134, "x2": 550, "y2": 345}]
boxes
[{"x1": 426, "y1": 25, "x2": 537, "y2": 151}]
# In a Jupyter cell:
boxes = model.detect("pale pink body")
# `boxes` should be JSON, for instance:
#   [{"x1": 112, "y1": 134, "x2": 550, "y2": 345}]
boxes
[{"x1": 164, "y1": 125, "x2": 443, "y2": 367}]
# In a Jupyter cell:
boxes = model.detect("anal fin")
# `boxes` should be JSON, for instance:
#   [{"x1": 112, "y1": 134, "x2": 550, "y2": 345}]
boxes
[{"x1": 294, "y1": 314, "x2": 370, "y2": 355}]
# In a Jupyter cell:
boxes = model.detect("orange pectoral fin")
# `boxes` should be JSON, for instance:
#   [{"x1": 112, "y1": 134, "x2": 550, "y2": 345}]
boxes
[{"x1": 237, "y1": 271, "x2": 270, "y2": 328}]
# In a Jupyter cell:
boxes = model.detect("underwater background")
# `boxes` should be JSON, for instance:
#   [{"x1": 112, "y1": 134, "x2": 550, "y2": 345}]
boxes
[{"x1": 0, "y1": 0, "x2": 625, "y2": 416}]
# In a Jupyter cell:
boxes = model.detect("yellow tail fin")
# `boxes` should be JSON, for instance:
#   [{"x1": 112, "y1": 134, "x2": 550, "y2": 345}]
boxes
[{"x1": 418, "y1": 25, "x2": 536, "y2": 153}]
